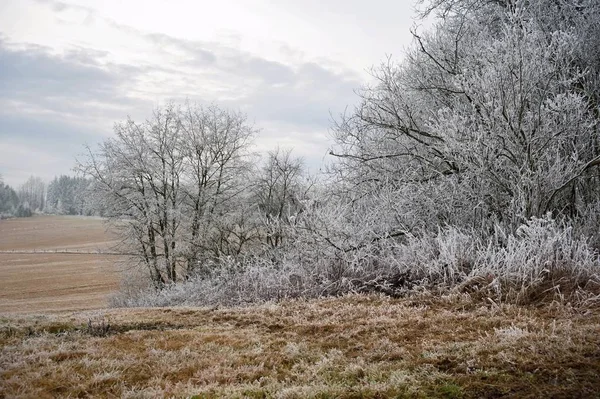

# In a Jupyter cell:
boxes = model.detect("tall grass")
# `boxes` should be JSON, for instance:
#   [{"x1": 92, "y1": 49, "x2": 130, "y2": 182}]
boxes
[{"x1": 112, "y1": 215, "x2": 600, "y2": 308}]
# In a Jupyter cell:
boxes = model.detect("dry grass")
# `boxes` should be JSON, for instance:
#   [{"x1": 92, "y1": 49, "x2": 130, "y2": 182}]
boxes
[
  {"x1": 1, "y1": 294, "x2": 598, "y2": 398},
  {"x1": 0, "y1": 215, "x2": 123, "y2": 314}
]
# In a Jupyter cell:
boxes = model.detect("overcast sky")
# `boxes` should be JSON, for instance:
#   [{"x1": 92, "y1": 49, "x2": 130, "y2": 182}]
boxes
[{"x1": 0, "y1": 0, "x2": 421, "y2": 187}]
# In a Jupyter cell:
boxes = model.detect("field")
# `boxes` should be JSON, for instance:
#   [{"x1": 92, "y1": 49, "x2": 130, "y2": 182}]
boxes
[
  {"x1": 1, "y1": 216, "x2": 599, "y2": 398},
  {"x1": 1, "y1": 296, "x2": 599, "y2": 398},
  {"x1": 0, "y1": 215, "x2": 122, "y2": 314}
]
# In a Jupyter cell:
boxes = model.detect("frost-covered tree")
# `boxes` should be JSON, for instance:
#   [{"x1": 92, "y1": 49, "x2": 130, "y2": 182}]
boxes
[
  {"x1": 253, "y1": 148, "x2": 309, "y2": 249},
  {"x1": 0, "y1": 178, "x2": 19, "y2": 217},
  {"x1": 178, "y1": 104, "x2": 257, "y2": 275},
  {"x1": 78, "y1": 103, "x2": 256, "y2": 287},
  {"x1": 18, "y1": 176, "x2": 46, "y2": 213},
  {"x1": 109, "y1": 0, "x2": 600, "y2": 306},
  {"x1": 46, "y1": 175, "x2": 93, "y2": 215},
  {"x1": 330, "y1": 0, "x2": 600, "y2": 235}
]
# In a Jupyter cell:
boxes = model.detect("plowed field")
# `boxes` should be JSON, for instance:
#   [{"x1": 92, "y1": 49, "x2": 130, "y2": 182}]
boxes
[{"x1": 0, "y1": 216, "x2": 123, "y2": 314}]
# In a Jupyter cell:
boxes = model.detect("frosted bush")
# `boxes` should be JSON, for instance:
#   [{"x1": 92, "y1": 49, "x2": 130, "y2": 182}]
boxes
[
  {"x1": 112, "y1": 214, "x2": 599, "y2": 308},
  {"x1": 394, "y1": 228, "x2": 478, "y2": 287},
  {"x1": 473, "y1": 215, "x2": 600, "y2": 303},
  {"x1": 111, "y1": 259, "x2": 323, "y2": 308}
]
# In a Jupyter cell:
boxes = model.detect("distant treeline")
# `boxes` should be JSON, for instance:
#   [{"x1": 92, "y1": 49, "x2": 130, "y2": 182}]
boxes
[{"x1": 0, "y1": 174, "x2": 99, "y2": 218}]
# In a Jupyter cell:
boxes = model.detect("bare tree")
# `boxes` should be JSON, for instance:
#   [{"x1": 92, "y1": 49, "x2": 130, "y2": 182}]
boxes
[
  {"x1": 46, "y1": 175, "x2": 93, "y2": 215},
  {"x1": 18, "y1": 176, "x2": 46, "y2": 213},
  {"x1": 179, "y1": 103, "x2": 257, "y2": 275},
  {"x1": 330, "y1": 0, "x2": 600, "y2": 236},
  {"x1": 254, "y1": 148, "x2": 308, "y2": 249},
  {"x1": 78, "y1": 103, "x2": 256, "y2": 287}
]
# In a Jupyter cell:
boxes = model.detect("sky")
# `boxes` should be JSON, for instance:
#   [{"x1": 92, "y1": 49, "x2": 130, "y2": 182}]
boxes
[{"x1": 0, "y1": 0, "x2": 422, "y2": 188}]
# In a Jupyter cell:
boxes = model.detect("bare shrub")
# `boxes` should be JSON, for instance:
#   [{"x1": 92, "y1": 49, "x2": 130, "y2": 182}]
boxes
[
  {"x1": 110, "y1": 259, "x2": 320, "y2": 308},
  {"x1": 111, "y1": 214, "x2": 599, "y2": 308},
  {"x1": 475, "y1": 216, "x2": 600, "y2": 304},
  {"x1": 575, "y1": 201, "x2": 600, "y2": 251},
  {"x1": 86, "y1": 317, "x2": 111, "y2": 337}
]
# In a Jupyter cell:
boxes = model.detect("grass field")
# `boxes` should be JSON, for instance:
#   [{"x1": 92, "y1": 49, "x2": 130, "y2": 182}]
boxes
[
  {"x1": 1, "y1": 295, "x2": 599, "y2": 398},
  {"x1": 0, "y1": 216, "x2": 599, "y2": 398},
  {"x1": 0, "y1": 215, "x2": 122, "y2": 314}
]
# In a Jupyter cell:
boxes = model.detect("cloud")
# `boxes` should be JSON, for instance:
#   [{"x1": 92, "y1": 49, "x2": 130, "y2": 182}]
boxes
[
  {"x1": 18, "y1": 2, "x2": 363, "y2": 129},
  {"x1": 0, "y1": 97, "x2": 130, "y2": 188},
  {"x1": 0, "y1": 37, "x2": 152, "y2": 186},
  {"x1": 0, "y1": 37, "x2": 151, "y2": 124},
  {"x1": 135, "y1": 35, "x2": 361, "y2": 128},
  {"x1": 242, "y1": 61, "x2": 358, "y2": 125},
  {"x1": 0, "y1": 3, "x2": 365, "y2": 186},
  {"x1": 143, "y1": 32, "x2": 218, "y2": 66},
  {"x1": 1, "y1": 43, "x2": 119, "y2": 100}
]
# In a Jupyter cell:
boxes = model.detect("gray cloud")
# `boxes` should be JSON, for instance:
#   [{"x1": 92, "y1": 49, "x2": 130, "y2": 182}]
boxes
[
  {"x1": 237, "y1": 61, "x2": 359, "y2": 129},
  {"x1": 0, "y1": 34, "x2": 210, "y2": 130},
  {"x1": 0, "y1": 37, "x2": 152, "y2": 186},
  {"x1": 139, "y1": 37, "x2": 361, "y2": 128},
  {"x1": 0, "y1": 6, "x2": 365, "y2": 186},
  {"x1": 0, "y1": 37, "x2": 149, "y2": 119},
  {"x1": 221, "y1": 53, "x2": 297, "y2": 85},
  {"x1": 0, "y1": 115, "x2": 99, "y2": 187},
  {"x1": 1, "y1": 43, "x2": 118, "y2": 99},
  {"x1": 101, "y1": 20, "x2": 362, "y2": 128}
]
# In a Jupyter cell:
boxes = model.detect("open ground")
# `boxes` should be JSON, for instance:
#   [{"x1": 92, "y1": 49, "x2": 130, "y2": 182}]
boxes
[
  {"x1": 0, "y1": 216, "x2": 123, "y2": 314},
  {"x1": 1, "y1": 295, "x2": 599, "y2": 398}
]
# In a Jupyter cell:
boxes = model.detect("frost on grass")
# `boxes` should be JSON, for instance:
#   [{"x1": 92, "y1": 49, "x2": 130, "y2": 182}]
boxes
[
  {"x1": 113, "y1": 215, "x2": 600, "y2": 309},
  {"x1": 1, "y1": 295, "x2": 599, "y2": 398}
]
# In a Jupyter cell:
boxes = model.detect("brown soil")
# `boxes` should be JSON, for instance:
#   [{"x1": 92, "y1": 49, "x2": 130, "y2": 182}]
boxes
[{"x1": 0, "y1": 216, "x2": 123, "y2": 314}]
